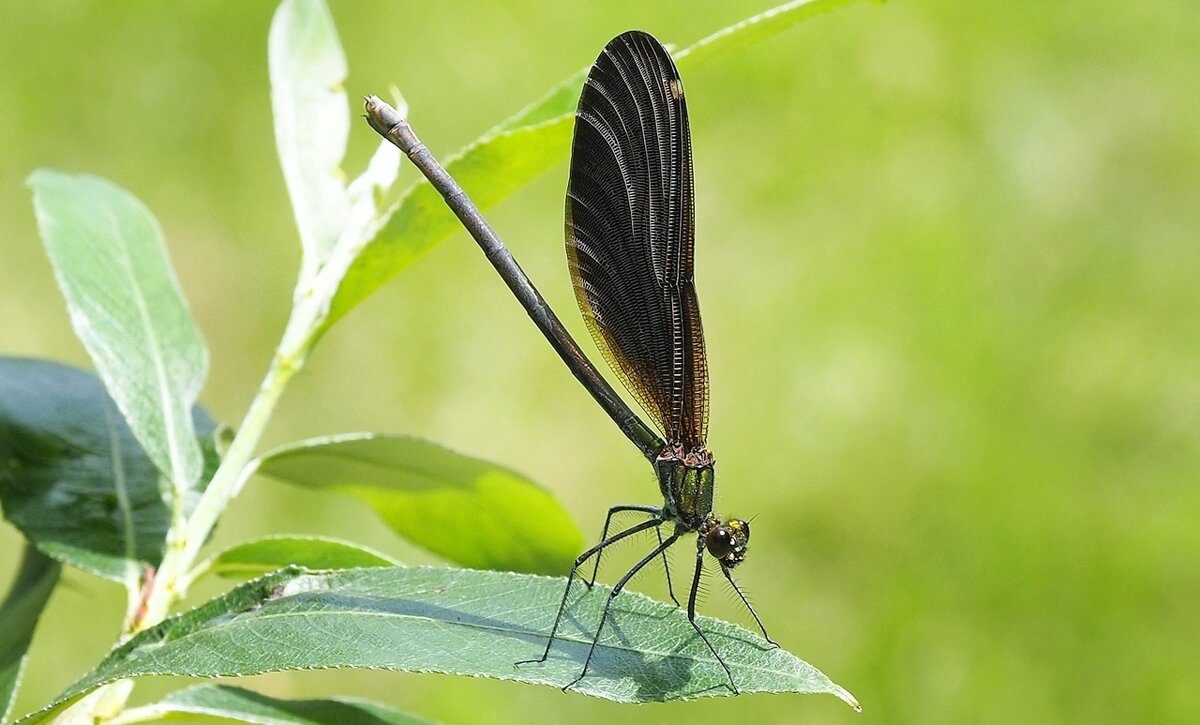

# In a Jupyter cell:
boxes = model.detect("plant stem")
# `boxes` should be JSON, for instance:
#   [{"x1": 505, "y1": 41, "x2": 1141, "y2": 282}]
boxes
[
  {"x1": 129, "y1": 289, "x2": 324, "y2": 633},
  {"x1": 62, "y1": 255, "x2": 343, "y2": 725},
  {"x1": 106, "y1": 703, "x2": 170, "y2": 725}
]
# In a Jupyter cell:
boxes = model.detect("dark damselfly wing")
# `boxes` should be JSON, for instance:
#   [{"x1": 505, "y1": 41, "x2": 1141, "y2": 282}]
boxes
[{"x1": 566, "y1": 31, "x2": 709, "y2": 452}]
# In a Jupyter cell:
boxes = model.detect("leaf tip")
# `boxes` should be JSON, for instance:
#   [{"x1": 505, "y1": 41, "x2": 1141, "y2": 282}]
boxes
[
  {"x1": 833, "y1": 683, "x2": 861, "y2": 712},
  {"x1": 387, "y1": 85, "x2": 409, "y2": 119},
  {"x1": 25, "y1": 167, "x2": 50, "y2": 186},
  {"x1": 25, "y1": 167, "x2": 68, "y2": 193}
]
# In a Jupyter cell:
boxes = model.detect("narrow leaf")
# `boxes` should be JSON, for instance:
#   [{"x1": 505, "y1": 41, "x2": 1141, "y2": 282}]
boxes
[
  {"x1": 20, "y1": 567, "x2": 856, "y2": 723},
  {"x1": 339, "y1": 139, "x2": 402, "y2": 252},
  {"x1": 27, "y1": 170, "x2": 208, "y2": 493},
  {"x1": 205, "y1": 535, "x2": 399, "y2": 579},
  {"x1": 0, "y1": 545, "x2": 61, "y2": 724},
  {"x1": 332, "y1": 0, "x2": 867, "y2": 322},
  {"x1": 0, "y1": 358, "x2": 217, "y2": 582},
  {"x1": 674, "y1": 0, "x2": 866, "y2": 68},
  {"x1": 269, "y1": 0, "x2": 351, "y2": 263},
  {"x1": 111, "y1": 684, "x2": 432, "y2": 725},
  {"x1": 256, "y1": 434, "x2": 581, "y2": 575},
  {"x1": 327, "y1": 116, "x2": 572, "y2": 325}
]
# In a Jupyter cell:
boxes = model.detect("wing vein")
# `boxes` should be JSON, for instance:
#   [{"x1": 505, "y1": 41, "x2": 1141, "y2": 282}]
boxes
[{"x1": 566, "y1": 31, "x2": 709, "y2": 451}]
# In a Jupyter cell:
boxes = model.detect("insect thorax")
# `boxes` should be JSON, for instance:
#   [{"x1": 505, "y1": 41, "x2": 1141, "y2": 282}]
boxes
[{"x1": 655, "y1": 445, "x2": 715, "y2": 529}]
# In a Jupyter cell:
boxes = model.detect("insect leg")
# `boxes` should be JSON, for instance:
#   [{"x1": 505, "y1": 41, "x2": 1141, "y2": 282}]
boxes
[
  {"x1": 564, "y1": 529, "x2": 681, "y2": 691},
  {"x1": 517, "y1": 516, "x2": 663, "y2": 667},
  {"x1": 687, "y1": 539, "x2": 737, "y2": 694},
  {"x1": 721, "y1": 564, "x2": 778, "y2": 647},
  {"x1": 586, "y1": 504, "x2": 663, "y2": 587}
]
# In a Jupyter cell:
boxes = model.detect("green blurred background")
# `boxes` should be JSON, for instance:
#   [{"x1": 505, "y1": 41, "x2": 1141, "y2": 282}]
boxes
[{"x1": 2, "y1": 1, "x2": 1197, "y2": 723}]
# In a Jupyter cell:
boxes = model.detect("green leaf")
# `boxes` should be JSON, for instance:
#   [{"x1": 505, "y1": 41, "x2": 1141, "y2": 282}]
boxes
[
  {"x1": 342, "y1": 139, "x2": 403, "y2": 249},
  {"x1": 0, "y1": 358, "x2": 217, "y2": 582},
  {"x1": 673, "y1": 0, "x2": 866, "y2": 68},
  {"x1": 327, "y1": 116, "x2": 572, "y2": 325},
  {"x1": 27, "y1": 170, "x2": 208, "y2": 493},
  {"x1": 20, "y1": 567, "x2": 856, "y2": 723},
  {"x1": 205, "y1": 535, "x2": 399, "y2": 580},
  {"x1": 330, "y1": 0, "x2": 867, "y2": 323},
  {"x1": 498, "y1": 0, "x2": 867, "y2": 133},
  {"x1": 269, "y1": 0, "x2": 351, "y2": 264},
  {"x1": 0, "y1": 545, "x2": 61, "y2": 724},
  {"x1": 256, "y1": 434, "x2": 581, "y2": 575},
  {"x1": 111, "y1": 684, "x2": 432, "y2": 725}
]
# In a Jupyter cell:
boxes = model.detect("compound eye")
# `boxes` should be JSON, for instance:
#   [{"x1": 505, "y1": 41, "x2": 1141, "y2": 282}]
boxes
[{"x1": 706, "y1": 526, "x2": 733, "y2": 558}]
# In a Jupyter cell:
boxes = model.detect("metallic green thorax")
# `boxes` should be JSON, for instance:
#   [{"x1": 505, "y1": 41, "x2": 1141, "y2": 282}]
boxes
[
  {"x1": 656, "y1": 446, "x2": 750, "y2": 569},
  {"x1": 655, "y1": 448, "x2": 715, "y2": 529}
]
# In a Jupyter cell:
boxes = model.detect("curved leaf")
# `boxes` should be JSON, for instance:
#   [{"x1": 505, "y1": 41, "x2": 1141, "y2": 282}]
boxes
[
  {"x1": 674, "y1": 0, "x2": 865, "y2": 68},
  {"x1": 20, "y1": 567, "x2": 856, "y2": 722},
  {"x1": 269, "y1": 0, "x2": 351, "y2": 264},
  {"x1": 332, "y1": 0, "x2": 867, "y2": 323},
  {"x1": 256, "y1": 434, "x2": 581, "y2": 575},
  {"x1": 205, "y1": 535, "x2": 399, "y2": 580},
  {"x1": 327, "y1": 116, "x2": 572, "y2": 325},
  {"x1": 27, "y1": 170, "x2": 208, "y2": 493},
  {"x1": 0, "y1": 358, "x2": 217, "y2": 582},
  {"x1": 110, "y1": 684, "x2": 432, "y2": 725},
  {"x1": 0, "y1": 545, "x2": 61, "y2": 724},
  {"x1": 492, "y1": 0, "x2": 864, "y2": 134}
]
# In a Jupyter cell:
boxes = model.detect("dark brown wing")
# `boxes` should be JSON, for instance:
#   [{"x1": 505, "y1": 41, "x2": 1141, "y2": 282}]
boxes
[{"x1": 566, "y1": 31, "x2": 709, "y2": 451}]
